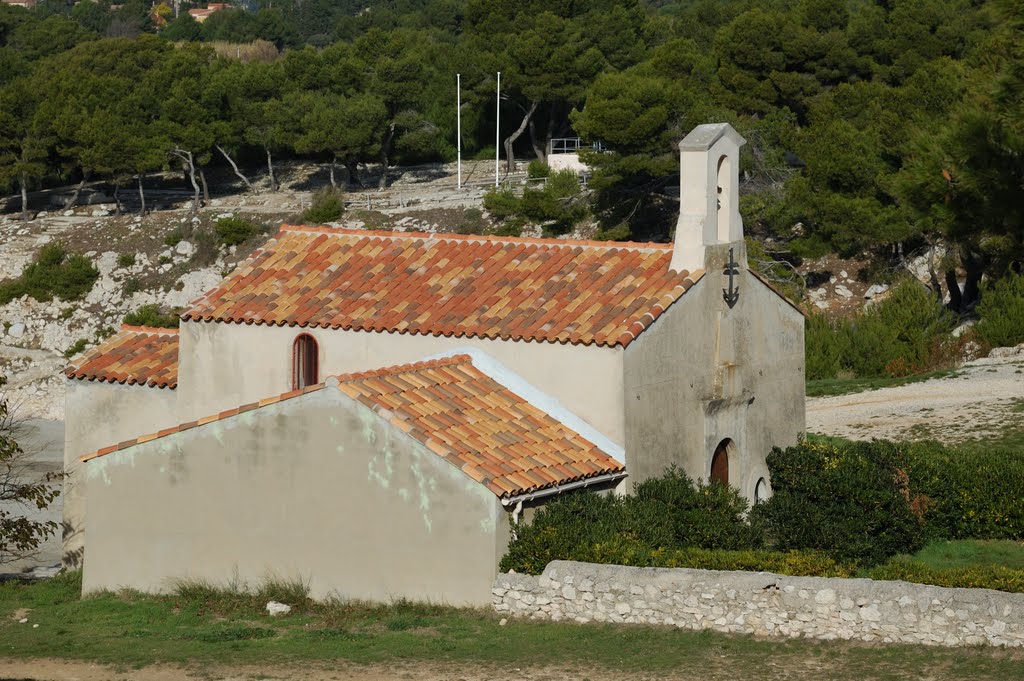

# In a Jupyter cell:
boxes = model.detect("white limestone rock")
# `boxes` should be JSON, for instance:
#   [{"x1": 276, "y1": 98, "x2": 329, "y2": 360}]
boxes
[
  {"x1": 266, "y1": 601, "x2": 291, "y2": 617},
  {"x1": 864, "y1": 283, "x2": 889, "y2": 299}
]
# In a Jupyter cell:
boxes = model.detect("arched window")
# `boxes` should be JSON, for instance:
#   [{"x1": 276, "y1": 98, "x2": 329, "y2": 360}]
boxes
[
  {"x1": 716, "y1": 154, "x2": 731, "y2": 243},
  {"x1": 711, "y1": 438, "x2": 731, "y2": 486},
  {"x1": 292, "y1": 334, "x2": 319, "y2": 390},
  {"x1": 754, "y1": 477, "x2": 769, "y2": 504}
]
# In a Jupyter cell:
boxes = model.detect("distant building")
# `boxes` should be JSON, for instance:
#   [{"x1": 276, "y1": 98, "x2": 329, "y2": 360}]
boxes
[
  {"x1": 187, "y1": 2, "x2": 229, "y2": 22},
  {"x1": 63, "y1": 123, "x2": 805, "y2": 605},
  {"x1": 1, "y1": 0, "x2": 37, "y2": 8},
  {"x1": 547, "y1": 137, "x2": 605, "y2": 177}
]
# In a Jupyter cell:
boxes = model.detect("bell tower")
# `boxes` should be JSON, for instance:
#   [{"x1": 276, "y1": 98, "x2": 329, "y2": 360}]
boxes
[{"x1": 670, "y1": 123, "x2": 746, "y2": 274}]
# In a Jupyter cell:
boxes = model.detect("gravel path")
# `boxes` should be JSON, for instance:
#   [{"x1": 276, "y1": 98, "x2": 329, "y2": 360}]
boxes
[{"x1": 807, "y1": 349, "x2": 1024, "y2": 443}]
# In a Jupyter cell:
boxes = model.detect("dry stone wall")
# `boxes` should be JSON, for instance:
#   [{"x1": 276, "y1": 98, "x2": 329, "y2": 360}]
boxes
[{"x1": 493, "y1": 561, "x2": 1024, "y2": 647}]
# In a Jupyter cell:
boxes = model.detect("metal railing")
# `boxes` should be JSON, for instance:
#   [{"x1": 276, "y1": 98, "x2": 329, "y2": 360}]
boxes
[{"x1": 548, "y1": 138, "x2": 606, "y2": 155}]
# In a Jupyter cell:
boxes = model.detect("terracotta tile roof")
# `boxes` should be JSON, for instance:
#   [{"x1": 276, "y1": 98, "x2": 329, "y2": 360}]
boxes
[
  {"x1": 182, "y1": 225, "x2": 703, "y2": 348},
  {"x1": 64, "y1": 325, "x2": 179, "y2": 389},
  {"x1": 336, "y1": 355, "x2": 625, "y2": 499},
  {"x1": 81, "y1": 355, "x2": 625, "y2": 500}
]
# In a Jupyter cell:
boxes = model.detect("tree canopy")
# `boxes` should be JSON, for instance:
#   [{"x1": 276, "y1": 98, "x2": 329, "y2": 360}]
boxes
[{"x1": 0, "y1": 0, "x2": 1020, "y2": 304}]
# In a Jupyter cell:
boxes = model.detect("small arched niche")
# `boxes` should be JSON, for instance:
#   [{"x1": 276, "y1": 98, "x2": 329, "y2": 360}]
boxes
[
  {"x1": 716, "y1": 154, "x2": 732, "y2": 243},
  {"x1": 711, "y1": 438, "x2": 731, "y2": 486},
  {"x1": 292, "y1": 333, "x2": 319, "y2": 390},
  {"x1": 754, "y1": 477, "x2": 769, "y2": 504}
]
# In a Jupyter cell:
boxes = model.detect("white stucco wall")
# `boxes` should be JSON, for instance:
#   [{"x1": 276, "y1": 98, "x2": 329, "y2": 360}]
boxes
[
  {"x1": 624, "y1": 243, "x2": 805, "y2": 500},
  {"x1": 548, "y1": 153, "x2": 588, "y2": 174},
  {"x1": 63, "y1": 379, "x2": 179, "y2": 567},
  {"x1": 82, "y1": 388, "x2": 509, "y2": 605},
  {"x1": 177, "y1": 321, "x2": 627, "y2": 445}
]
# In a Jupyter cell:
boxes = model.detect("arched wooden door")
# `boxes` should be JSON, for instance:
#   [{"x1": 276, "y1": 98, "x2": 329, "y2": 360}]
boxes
[{"x1": 711, "y1": 439, "x2": 730, "y2": 486}]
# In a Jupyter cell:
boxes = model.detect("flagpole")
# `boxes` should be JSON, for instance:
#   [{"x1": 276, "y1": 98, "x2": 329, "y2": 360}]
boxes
[
  {"x1": 495, "y1": 71, "x2": 501, "y2": 187},
  {"x1": 457, "y1": 73, "x2": 462, "y2": 189}
]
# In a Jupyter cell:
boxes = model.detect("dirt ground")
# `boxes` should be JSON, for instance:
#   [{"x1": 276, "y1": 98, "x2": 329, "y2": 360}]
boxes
[
  {"x1": 807, "y1": 352, "x2": 1024, "y2": 442},
  {"x1": 0, "y1": 659, "x2": 706, "y2": 681}
]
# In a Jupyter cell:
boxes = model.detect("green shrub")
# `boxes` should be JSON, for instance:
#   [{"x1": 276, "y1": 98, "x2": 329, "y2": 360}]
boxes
[
  {"x1": 0, "y1": 243, "x2": 99, "y2": 305},
  {"x1": 164, "y1": 229, "x2": 185, "y2": 247},
  {"x1": 975, "y1": 273, "x2": 1024, "y2": 349},
  {"x1": 752, "y1": 439, "x2": 926, "y2": 566},
  {"x1": 491, "y1": 222, "x2": 523, "y2": 237},
  {"x1": 482, "y1": 187, "x2": 521, "y2": 220},
  {"x1": 123, "y1": 304, "x2": 180, "y2": 328},
  {"x1": 805, "y1": 313, "x2": 852, "y2": 380},
  {"x1": 626, "y1": 468, "x2": 763, "y2": 551},
  {"x1": 123, "y1": 277, "x2": 141, "y2": 295},
  {"x1": 546, "y1": 169, "x2": 582, "y2": 199},
  {"x1": 805, "y1": 280, "x2": 956, "y2": 380},
  {"x1": 658, "y1": 546, "x2": 853, "y2": 577},
  {"x1": 483, "y1": 170, "x2": 586, "y2": 235},
  {"x1": 455, "y1": 208, "x2": 486, "y2": 235},
  {"x1": 472, "y1": 145, "x2": 496, "y2": 161},
  {"x1": 527, "y1": 160, "x2": 550, "y2": 179},
  {"x1": 500, "y1": 468, "x2": 762, "y2": 575},
  {"x1": 869, "y1": 556, "x2": 1024, "y2": 594},
  {"x1": 873, "y1": 281, "x2": 957, "y2": 375},
  {"x1": 215, "y1": 217, "x2": 260, "y2": 246},
  {"x1": 521, "y1": 179, "x2": 587, "y2": 236},
  {"x1": 519, "y1": 188, "x2": 563, "y2": 223},
  {"x1": 505, "y1": 526, "x2": 850, "y2": 577},
  {"x1": 593, "y1": 224, "x2": 631, "y2": 241},
  {"x1": 116, "y1": 253, "x2": 136, "y2": 268},
  {"x1": 63, "y1": 338, "x2": 88, "y2": 358},
  {"x1": 301, "y1": 188, "x2": 345, "y2": 224},
  {"x1": 892, "y1": 440, "x2": 1024, "y2": 540},
  {"x1": 501, "y1": 491, "x2": 623, "y2": 575}
]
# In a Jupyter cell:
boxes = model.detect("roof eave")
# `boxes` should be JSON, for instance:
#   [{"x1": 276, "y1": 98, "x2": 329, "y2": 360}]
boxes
[{"x1": 500, "y1": 470, "x2": 628, "y2": 508}]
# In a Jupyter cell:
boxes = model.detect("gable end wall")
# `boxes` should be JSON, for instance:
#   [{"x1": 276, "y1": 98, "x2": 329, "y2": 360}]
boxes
[
  {"x1": 623, "y1": 257, "x2": 805, "y2": 498},
  {"x1": 82, "y1": 388, "x2": 508, "y2": 605}
]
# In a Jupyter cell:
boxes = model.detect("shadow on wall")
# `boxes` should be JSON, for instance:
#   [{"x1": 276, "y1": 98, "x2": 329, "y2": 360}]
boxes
[{"x1": 62, "y1": 520, "x2": 84, "y2": 569}]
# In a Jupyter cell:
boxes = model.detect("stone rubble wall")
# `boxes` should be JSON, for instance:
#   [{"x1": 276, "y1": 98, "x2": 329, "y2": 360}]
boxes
[{"x1": 492, "y1": 561, "x2": 1024, "y2": 647}]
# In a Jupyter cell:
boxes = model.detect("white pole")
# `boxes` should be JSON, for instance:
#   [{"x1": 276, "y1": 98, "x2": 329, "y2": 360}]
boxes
[
  {"x1": 457, "y1": 73, "x2": 462, "y2": 189},
  {"x1": 495, "y1": 71, "x2": 501, "y2": 187}
]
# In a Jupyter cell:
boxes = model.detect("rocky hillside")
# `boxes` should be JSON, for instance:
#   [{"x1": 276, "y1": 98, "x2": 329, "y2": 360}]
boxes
[
  {"x1": 0, "y1": 159, "x2": 972, "y2": 424},
  {"x1": 0, "y1": 160, "x2": 510, "y2": 422}
]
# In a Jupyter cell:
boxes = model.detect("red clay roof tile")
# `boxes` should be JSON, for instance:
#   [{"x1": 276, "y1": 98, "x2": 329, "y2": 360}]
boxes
[
  {"x1": 182, "y1": 226, "x2": 702, "y2": 347},
  {"x1": 63, "y1": 325, "x2": 178, "y2": 389}
]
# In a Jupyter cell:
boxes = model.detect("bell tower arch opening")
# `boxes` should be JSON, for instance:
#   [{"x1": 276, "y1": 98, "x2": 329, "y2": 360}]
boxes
[{"x1": 716, "y1": 154, "x2": 732, "y2": 243}]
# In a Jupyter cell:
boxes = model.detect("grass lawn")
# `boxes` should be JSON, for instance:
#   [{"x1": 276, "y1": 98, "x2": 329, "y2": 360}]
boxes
[
  {"x1": 911, "y1": 540, "x2": 1024, "y2": 571},
  {"x1": 955, "y1": 420, "x2": 1024, "y2": 454},
  {"x1": 1, "y1": 573, "x2": 1022, "y2": 680},
  {"x1": 805, "y1": 368, "x2": 962, "y2": 397}
]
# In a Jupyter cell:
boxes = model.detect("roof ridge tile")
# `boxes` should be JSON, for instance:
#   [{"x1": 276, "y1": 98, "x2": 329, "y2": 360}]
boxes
[
  {"x1": 277, "y1": 223, "x2": 673, "y2": 250},
  {"x1": 120, "y1": 324, "x2": 180, "y2": 335}
]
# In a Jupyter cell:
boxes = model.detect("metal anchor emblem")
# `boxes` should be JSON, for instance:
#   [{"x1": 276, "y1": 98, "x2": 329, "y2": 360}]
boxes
[{"x1": 722, "y1": 247, "x2": 740, "y2": 309}]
